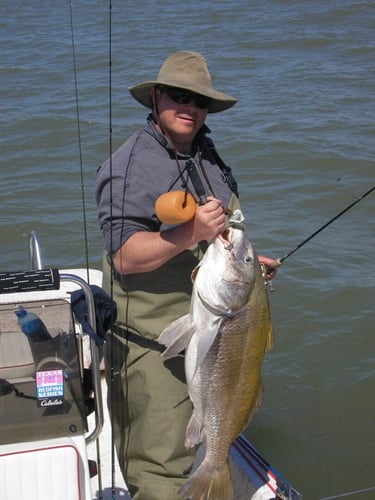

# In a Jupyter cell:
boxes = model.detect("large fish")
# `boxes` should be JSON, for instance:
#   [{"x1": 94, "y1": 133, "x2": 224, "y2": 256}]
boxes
[{"x1": 158, "y1": 210, "x2": 273, "y2": 500}]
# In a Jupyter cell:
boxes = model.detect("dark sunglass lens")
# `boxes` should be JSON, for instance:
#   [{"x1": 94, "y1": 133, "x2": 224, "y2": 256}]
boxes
[
  {"x1": 194, "y1": 95, "x2": 210, "y2": 109},
  {"x1": 162, "y1": 86, "x2": 210, "y2": 109},
  {"x1": 168, "y1": 89, "x2": 191, "y2": 104}
]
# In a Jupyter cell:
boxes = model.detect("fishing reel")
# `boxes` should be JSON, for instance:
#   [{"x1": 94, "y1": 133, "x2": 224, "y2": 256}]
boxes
[{"x1": 260, "y1": 263, "x2": 276, "y2": 292}]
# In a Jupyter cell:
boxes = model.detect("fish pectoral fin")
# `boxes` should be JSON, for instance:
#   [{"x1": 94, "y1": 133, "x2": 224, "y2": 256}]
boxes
[
  {"x1": 193, "y1": 317, "x2": 223, "y2": 373},
  {"x1": 158, "y1": 315, "x2": 194, "y2": 360}
]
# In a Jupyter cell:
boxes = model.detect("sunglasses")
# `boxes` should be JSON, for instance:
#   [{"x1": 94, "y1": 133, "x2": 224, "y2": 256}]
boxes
[{"x1": 157, "y1": 85, "x2": 211, "y2": 109}]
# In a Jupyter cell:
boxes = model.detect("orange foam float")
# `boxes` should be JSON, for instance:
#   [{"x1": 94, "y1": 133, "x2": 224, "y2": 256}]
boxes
[{"x1": 155, "y1": 191, "x2": 196, "y2": 225}]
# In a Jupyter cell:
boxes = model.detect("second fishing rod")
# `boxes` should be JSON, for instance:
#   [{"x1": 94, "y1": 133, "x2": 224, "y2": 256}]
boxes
[{"x1": 268, "y1": 185, "x2": 374, "y2": 270}]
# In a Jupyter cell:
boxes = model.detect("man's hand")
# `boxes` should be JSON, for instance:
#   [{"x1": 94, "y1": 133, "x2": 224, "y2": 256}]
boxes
[{"x1": 258, "y1": 255, "x2": 280, "y2": 281}]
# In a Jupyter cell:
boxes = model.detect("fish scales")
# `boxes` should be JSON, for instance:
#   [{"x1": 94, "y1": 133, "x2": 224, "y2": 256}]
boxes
[
  {"x1": 158, "y1": 209, "x2": 273, "y2": 499},
  {"x1": 202, "y1": 281, "x2": 271, "y2": 444}
]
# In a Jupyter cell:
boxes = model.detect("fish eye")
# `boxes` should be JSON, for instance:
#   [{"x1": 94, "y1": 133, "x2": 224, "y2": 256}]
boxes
[{"x1": 244, "y1": 256, "x2": 252, "y2": 263}]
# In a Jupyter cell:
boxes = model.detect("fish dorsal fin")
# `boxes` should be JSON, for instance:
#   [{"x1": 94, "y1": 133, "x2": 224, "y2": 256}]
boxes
[{"x1": 158, "y1": 314, "x2": 194, "y2": 360}]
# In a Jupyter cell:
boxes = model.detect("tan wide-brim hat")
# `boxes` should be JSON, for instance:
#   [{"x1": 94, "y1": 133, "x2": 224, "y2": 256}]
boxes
[{"x1": 128, "y1": 51, "x2": 237, "y2": 114}]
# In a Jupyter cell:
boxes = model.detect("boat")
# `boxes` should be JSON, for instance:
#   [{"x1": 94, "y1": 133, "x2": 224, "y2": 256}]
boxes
[{"x1": 0, "y1": 231, "x2": 302, "y2": 499}]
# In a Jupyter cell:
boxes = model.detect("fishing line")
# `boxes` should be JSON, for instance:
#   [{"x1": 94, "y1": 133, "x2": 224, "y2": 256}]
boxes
[
  {"x1": 319, "y1": 484, "x2": 375, "y2": 500},
  {"x1": 271, "y1": 186, "x2": 374, "y2": 269},
  {"x1": 69, "y1": 2, "x2": 105, "y2": 498},
  {"x1": 107, "y1": 2, "x2": 118, "y2": 500},
  {"x1": 105, "y1": 1, "x2": 133, "y2": 494},
  {"x1": 68, "y1": 0, "x2": 90, "y2": 282}
]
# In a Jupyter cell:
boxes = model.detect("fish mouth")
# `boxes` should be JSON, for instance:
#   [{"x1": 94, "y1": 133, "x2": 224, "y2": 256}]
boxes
[
  {"x1": 228, "y1": 209, "x2": 245, "y2": 229},
  {"x1": 218, "y1": 227, "x2": 233, "y2": 250},
  {"x1": 218, "y1": 210, "x2": 246, "y2": 250}
]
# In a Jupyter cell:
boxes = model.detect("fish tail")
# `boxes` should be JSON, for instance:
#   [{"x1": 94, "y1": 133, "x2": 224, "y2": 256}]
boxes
[{"x1": 178, "y1": 460, "x2": 233, "y2": 500}]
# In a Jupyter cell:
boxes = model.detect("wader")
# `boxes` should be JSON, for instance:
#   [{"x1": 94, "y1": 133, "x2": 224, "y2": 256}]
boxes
[{"x1": 105, "y1": 330, "x2": 195, "y2": 499}]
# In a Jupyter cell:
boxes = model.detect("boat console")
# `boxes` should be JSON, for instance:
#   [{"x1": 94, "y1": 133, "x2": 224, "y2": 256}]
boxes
[{"x1": 0, "y1": 233, "x2": 103, "y2": 500}]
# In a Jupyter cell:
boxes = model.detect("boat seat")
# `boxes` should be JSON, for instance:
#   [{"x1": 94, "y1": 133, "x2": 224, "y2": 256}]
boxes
[{"x1": 0, "y1": 436, "x2": 92, "y2": 500}]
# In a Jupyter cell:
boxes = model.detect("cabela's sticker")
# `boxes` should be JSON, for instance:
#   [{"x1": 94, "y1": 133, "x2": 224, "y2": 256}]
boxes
[{"x1": 36, "y1": 369, "x2": 64, "y2": 407}]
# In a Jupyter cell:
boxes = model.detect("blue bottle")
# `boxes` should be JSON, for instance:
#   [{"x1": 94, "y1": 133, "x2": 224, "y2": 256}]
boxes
[{"x1": 15, "y1": 305, "x2": 52, "y2": 342}]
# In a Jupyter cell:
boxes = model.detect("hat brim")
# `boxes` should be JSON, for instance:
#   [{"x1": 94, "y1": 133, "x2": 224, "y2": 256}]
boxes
[{"x1": 128, "y1": 80, "x2": 237, "y2": 113}]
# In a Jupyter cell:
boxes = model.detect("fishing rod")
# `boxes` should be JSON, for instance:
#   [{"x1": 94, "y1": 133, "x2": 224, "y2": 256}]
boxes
[{"x1": 270, "y1": 185, "x2": 374, "y2": 269}]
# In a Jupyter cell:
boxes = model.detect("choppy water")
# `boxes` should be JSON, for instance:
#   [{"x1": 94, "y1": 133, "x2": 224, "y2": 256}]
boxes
[{"x1": 1, "y1": 1, "x2": 374, "y2": 498}]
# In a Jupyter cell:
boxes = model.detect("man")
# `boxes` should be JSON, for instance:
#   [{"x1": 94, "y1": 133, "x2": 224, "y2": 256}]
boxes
[{"x1": 95, "y1": 51, "x2": 275, "y2": 499}]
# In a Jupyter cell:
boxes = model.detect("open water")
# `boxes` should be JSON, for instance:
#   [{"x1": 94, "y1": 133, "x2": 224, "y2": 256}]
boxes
[{"x1": 1, "y1": 1, "x2": 374, "y2": 499}]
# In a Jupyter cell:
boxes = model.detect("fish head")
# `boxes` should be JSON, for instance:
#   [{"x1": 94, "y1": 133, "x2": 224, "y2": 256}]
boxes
[{"x1": 194, "y1": 210, "x2": 256, "y2": 314}]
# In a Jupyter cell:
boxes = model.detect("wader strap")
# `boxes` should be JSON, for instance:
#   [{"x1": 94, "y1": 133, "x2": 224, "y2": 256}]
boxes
[
  {"x1": 205, "y1": 138, "x2": 239, "y2": 198},
  {"x1": 111, "y1": 324, "x2": 165, "y2": 353}
]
